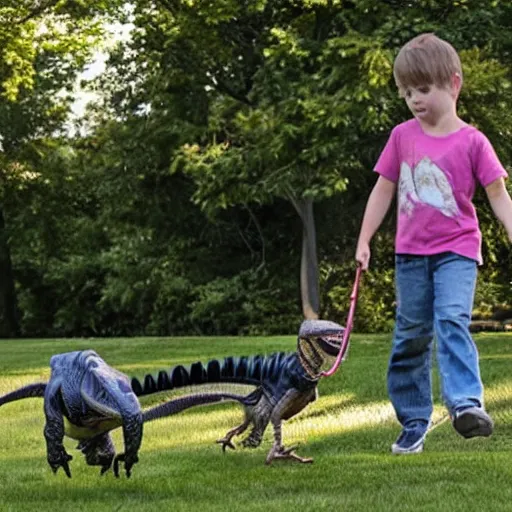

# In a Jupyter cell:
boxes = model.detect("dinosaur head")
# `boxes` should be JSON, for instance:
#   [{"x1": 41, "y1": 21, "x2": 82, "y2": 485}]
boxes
[{"x1": 297, "y1": 319, "x2": 345, "y2": 378}]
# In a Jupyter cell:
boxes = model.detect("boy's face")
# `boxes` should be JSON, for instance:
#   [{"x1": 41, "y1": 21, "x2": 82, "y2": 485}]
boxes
[{"x1": 401, "y1": 82, "x2": 457, "y2": 126}]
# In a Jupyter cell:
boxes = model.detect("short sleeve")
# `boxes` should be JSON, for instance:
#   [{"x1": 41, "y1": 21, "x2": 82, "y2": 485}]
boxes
[
  {"x1": 471, "y1": 132, "x2": 508, "y2": 187},
  {"x1": 374, "y1": 127, "x2": 400, "y2": 183}
]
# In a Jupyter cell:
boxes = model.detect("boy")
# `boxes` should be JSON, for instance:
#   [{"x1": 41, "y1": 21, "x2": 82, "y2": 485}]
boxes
[{"x1": 355, "y1": 33, "x2": 512, "y2": 454}]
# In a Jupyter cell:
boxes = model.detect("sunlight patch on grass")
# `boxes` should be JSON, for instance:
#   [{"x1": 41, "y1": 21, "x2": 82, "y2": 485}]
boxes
[
  {"x1": 481, "y1": 354, "x2": 512, "y2": 360},
  {"x1": 140, "y1": 408, "x2": 247, "y2": 450},
  {"x1": 0, "y1": 372, "x2": 50, "y2": 393},
  {"x1": 138, "y1": 393, "x2": 393, "y2": 453},
  {"x1": 138, "y1": 395, "x2": 396, "y2": 453},
  {"x1": 486, "y1": 380, "x2": 512, "y2": 400},
  {"x1": 117, "y1": 360, "x2": 206, "y2": 373},
  {"x1": 302, "y1": 392, "x2": 357, "y2": 413},
  {"x1": 286, "y1": 400, "x2": 395, "y2": 439},
  {"x1": 0, "y1": 400, "x2": 44, "y2": 420}
]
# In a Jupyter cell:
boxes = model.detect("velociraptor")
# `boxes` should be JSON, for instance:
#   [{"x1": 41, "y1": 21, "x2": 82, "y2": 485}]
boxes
[
  {"x1": 131, "y1": 319, "x2": 346, "y2": 465},
  {"x1": 0, "y1": 349, "x2": 247, "y2": 478}
]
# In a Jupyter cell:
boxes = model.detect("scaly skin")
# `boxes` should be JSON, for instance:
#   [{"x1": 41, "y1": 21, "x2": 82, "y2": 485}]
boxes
[{"x1": 0, "y1": 350, "x2": 248, "y2": 477}]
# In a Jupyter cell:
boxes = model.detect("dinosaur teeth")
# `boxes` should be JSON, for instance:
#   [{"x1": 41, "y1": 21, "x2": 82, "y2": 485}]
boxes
[{"x1": 316, "y1": 333, "x2": 344, "y2": 357}]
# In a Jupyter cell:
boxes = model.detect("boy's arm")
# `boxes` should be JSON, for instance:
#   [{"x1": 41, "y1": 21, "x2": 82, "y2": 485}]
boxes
[
  {"x1": 485, "y1": 177, "x2": 512, "y2": 242},
  {"x1": 356, "y1": 175, "x2": 397, "y2": 270}
]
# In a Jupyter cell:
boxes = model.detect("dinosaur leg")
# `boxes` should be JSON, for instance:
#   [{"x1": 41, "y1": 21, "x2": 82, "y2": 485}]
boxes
[
  {"x1": 217, "y1": 395, "x2": 273, "y2": 451},
  {"x1": 242, "y1": 398, "x2": 272, "y2": 448},
  {"x1": 43, "y1": 382, "x2": 73, "y2": 477},
  {"x1": 77, "y1": 434, "x2": 116, "y2": 475},
  {"x1": 265, "y1": 389, "x2": 315, "y2": 465},
  {"x1": 113, "y1": 412, "x2": 143, "y2": 478},
  {"x1": 241, "y1": 425, "x2": 266, "y2": 448},
  {"x1": 216, "y1": 419, "x2": 251, "y2": 451}
]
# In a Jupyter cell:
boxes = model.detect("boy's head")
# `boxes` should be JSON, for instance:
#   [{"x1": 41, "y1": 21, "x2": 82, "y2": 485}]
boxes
[{"x1": 394, "y1": 33, "x2": 462, "y2": 96}]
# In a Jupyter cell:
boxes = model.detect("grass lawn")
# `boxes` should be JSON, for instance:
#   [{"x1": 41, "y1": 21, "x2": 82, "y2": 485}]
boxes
[{"x1": 1, "y1": 332, "x2": 512, "y2": 512}]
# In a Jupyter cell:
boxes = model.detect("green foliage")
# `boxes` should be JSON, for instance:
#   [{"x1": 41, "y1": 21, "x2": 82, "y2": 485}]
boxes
[
  {"x1": 0, "y1": 0, "x2": 110, "y2": 102},
  {"x1": 0, "y1": 6, "x2": 36, "y2": 101},
  {"x1": 189, "y1": 268, "x2": 301, "y2": 335},
  {"x1": 2, "y1": 0, "x2": 512, "y2": 336},
  {"x1": 320, "y1": 237, "x2": 396, "y2": 334}
]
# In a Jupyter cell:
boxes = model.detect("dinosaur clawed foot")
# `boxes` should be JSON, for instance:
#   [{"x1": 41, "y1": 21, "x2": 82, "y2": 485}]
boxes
[
  {"x1": 113, "y1": 453, "x2": 139, "y2": 478},
  {"x1": 100, "y1": 463, "x2": 112, "y2": 476},
  {"x1": 48, "y1": 449, "x2": 73, "y2": 478},
  {"x1": 216, "y1": 436, "x2": 236, "y2": 452},
  {"x1": 99, "y1": 454, "x2": 115, "y2": 476},
  {"x1": 241, "y1": 436, "x2": 261, "y2": 448},
  {"x1": 77, "y1": 437, "x2": 116, "y2": 476},
  {"x1": 265, "y1": 444, "x2": 313, "y2": 465}
]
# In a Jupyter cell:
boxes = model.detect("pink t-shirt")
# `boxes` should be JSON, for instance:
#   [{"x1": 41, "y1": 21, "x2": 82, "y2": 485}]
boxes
[{"x1": 375, "y1": 119, "x2": 508, "y2": 264}]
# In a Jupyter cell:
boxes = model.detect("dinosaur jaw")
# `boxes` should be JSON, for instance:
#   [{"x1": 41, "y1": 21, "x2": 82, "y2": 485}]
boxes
[
  {"x1": 297, "y1": 331, "x2": 345, "y2": 379},
  {"x1": 314, "y1": 332, "x2": 345, "y2": 357}
]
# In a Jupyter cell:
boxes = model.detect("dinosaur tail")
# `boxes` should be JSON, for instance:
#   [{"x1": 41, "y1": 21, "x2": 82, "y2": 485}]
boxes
[
  {"x1": 142, "y1": 392, "x2": 256, "y2": 423},
  {"x1": 0, "y1": 382, "x2": 47, "y2": 406},
  {"x1": 132, "y1": 352, "x2": 289, "y2": 397}
]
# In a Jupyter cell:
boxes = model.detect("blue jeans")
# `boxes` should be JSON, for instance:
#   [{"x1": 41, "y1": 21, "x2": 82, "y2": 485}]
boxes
[{"x1": 388, "y1": 252, "x2": 483, "y2": 430}]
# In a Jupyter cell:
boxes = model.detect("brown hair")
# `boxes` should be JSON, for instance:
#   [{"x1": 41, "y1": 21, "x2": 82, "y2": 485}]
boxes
[{"x1": 393, "y1": 33, "x2": 462, "y2": 94}]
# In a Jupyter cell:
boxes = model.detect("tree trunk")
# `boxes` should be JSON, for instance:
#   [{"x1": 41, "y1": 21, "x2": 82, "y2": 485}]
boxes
[
  {"x1": 0, "y1": 207, "x2": 20, "y2": 338},
  {"x1": 291, "y1": 197, "x2": 320, "y2": 319}
]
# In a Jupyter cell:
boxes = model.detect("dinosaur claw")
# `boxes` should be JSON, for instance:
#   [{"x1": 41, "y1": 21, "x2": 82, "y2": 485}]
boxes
[
  {"x1": 63, "y1": 462, "x2": 72, "y2": 478},
  {"x1": 112, "y1": 453, "x2": 137, "y2": 478},
  {"x1": 113, "y1": 455, "x2": 121, "y2": 478},
  {"x1": 50, "y1": 461, "x2": 72, "y2": 478},
  {"x1": 49, "y1": 450, "x2": 73, "y2": 477},
  {"x1": 216, "y1": 438, "x2": 236, "y2": 452},
  {"x1": 280, "y1": 445, "x2": 297, "y2": 455},
  {"x1": 265, "y1": 445, "x2": 313, "y2": 465}
]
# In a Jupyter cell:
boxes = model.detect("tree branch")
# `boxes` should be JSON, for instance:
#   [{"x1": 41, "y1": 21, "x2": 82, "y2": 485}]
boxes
[
  {"x1": 213, "y1": 75, "x2": 254, "y2": 107},
  {"x1": 244, "y1": 203, "x2": 266, "y2": 269},
  {"x1": 15, "y1": 0, "x2": 61, "y2": 24}
]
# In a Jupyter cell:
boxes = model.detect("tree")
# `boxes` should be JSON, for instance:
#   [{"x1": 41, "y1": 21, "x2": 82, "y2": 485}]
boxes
[
  {"x1": 148, "y1": 0, "x2": 512, "y2": 320},
  {"x1": 4, "y1": 0, "x2": 512, "y2": 336},
  {"x1": 0, "y1": 0, "x2": 121, "y2": 336}
]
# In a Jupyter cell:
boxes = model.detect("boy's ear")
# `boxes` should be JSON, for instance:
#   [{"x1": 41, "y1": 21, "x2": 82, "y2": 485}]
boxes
[{"x1": 451, "y1": 72, "x2": 462, "y2": 97}]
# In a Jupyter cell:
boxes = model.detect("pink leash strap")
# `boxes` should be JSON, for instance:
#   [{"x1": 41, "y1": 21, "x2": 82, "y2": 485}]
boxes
[{"x1": 320, "y1": 265, "x2": 363, "y2": 377}]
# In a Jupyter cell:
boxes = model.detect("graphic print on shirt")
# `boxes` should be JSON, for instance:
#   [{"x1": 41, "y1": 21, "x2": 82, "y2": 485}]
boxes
[{"x1": 399, "y1": 157, "x2": 459, "y2": 218}]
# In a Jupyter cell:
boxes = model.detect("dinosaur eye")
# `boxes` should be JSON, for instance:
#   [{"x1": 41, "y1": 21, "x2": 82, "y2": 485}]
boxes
[{"x1": 117, "y1": 378, "x2": 132, "y2": 394}]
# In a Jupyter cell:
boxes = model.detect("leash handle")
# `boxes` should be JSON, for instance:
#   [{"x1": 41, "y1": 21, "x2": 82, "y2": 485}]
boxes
[{"x1": 320, "y1": 265, "x2": 362, "y2": 377}]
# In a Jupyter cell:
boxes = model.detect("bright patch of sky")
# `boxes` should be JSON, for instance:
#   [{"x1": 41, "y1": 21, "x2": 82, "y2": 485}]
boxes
[{"x1": 70, "y1": 20, "x2": 133, "y2": 120}]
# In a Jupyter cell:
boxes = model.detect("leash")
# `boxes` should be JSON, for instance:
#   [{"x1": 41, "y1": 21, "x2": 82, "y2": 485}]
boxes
[{"x1": 320, "y1": 265, "x2": 363, "y2": 377}]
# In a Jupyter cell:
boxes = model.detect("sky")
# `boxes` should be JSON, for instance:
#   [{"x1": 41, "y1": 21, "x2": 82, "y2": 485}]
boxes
[{"x1": 69, "y1": 21, "x2": 134, "y2": 120}]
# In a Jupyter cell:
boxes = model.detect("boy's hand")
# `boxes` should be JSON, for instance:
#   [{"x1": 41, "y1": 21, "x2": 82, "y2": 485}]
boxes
[{"x1": 355, "y1": 241, "x2": 371, "y2": 270}]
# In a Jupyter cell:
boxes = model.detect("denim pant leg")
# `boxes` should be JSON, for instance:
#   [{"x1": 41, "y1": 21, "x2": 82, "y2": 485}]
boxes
[
  {"x1": 433, "y1": 253, "x2": 483, "y2": 415},
  {"x1": 388, "y1": 256, "x2": 434, "y2": 429}
]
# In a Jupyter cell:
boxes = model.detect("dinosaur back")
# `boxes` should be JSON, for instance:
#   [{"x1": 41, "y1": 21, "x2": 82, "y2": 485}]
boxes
[{"x1": 131, "y1": 352, "x2": 292, "y2": 397}]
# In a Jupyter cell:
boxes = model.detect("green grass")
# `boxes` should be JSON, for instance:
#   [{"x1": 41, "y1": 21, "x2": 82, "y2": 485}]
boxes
[{"x1": 1, "y1": 333, "x2": 512, "y2": 512}]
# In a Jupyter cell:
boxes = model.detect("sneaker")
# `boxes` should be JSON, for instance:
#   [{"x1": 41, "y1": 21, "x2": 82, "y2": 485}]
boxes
[
  {"x1": 391, "y1": 427, "x2": 427, "y2": 455},
  {"x1": 452, "y1": 407, "x2": 494, "y2": 439}
]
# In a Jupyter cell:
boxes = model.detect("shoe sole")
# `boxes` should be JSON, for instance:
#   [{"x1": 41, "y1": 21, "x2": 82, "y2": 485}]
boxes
[
  {"x1": 391, "y1": 433, "x2": 426, "y2": 455},
  {"x1": 391, "y1": 442, "x2": 424, "y2": 455},
  {"x1": 453, "y1": 412, "x2": 493, "y2": 439}
]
